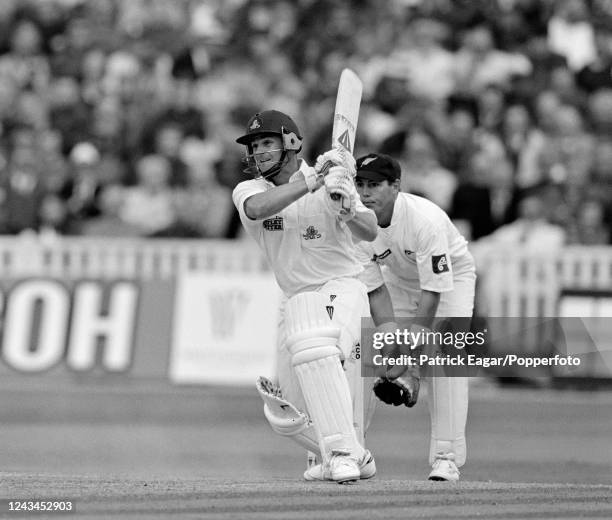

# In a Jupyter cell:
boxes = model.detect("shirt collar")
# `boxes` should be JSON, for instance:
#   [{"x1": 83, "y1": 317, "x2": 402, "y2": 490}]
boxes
[
  {"x1": 289, "y1": 159, "x2": 309, "y2": 183},
  {"x1": 385, "y1": 193, "x2": 404, "y2": 229}
]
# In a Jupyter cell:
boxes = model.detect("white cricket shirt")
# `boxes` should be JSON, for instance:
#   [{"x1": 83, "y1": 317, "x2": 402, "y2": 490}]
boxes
[
  {"x1": 233, "y1": 160, "x2": 371, "y2": 297},
  {"x1": 356, "y1": 193, "x2": 474, "y2": 293}
]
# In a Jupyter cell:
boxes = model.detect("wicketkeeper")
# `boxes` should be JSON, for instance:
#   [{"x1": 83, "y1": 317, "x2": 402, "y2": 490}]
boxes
[{"x1": 354, "y1": 153, "x2": 476, "y2": 481}]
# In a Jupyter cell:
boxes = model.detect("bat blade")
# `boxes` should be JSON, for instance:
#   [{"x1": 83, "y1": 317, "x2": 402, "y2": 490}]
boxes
[
  {"x1": 328, "y1": 68, "x2": 363, "y2": 206},
  {"x1": 332, "y1": 68, "x2": 363, "y2": 156}
]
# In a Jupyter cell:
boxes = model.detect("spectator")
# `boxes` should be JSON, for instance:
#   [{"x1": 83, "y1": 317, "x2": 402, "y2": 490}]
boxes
[
  {"x1": 576, "y1": 25, "x2": 612, "y2": 93},
  {"x1": 517, "y1": 34, "x2": 567, "y2": 102},
  {"x1": 436, "y1": 99, "x2": 479, "y2": 177},
  {"x1": 119, "y1": 154, "x2": 176, "y2": 236},
  {"x1": 566, "y1": 198, "x2": 610, "y2": 245},
  {"x1": 591, "y1": 138, "x2": 612, "y2": 194},
  {"x1": 539, "y1": 104, "x2": 595, "y2": 186},
  {"x1": 0, "y1": 18, "x2": 50, "y2": 92},
  {"x1": 142, "y1": 121, "x2": 188, "y2": 186},
  {"x1": 518, "y1": 96, "x2": 594, "y2": 188},
  {"x1": 148, "y1": 76, "x2": 205, "y2": 140},
  {"x1": 399, "y1": 129, "x2": 457, "y2": 212},
  {"x1": 60, "y1": 141, "x2": 104, "y2": 225},
  {"x1": 502, "y1": 103, "x2": 540, "y2": 170},
  {"x1": 14, "y1": 89, "x2": 49, "y2": 130},
  {"x1": 38, "y1": 193, "x2": 72, "y2": 236},
  {"x1": 90, "y1": 95, "x2": 126, "y2": 157},
  {"x1": 171, "y1": 163, "x2": 234, "y2": 238},
  {"x1": 80, "y1": 47, "x2": 108, "y2": 105},
  {"x1": 48, "y1": 76, "x2": 91, "y2": 154},
  {"x1": 548, "y1": 64, "x2": 587, "y2": 109},
  {"x1": 80, "y1": 183, "x2": 143, "y2": 237},
  {"x1": 0, "y1": 145, "x2": 46, "y2": 234},
  {"x1": 588, "y1": 88, "x2": 612, "y2": 136},
  {"x1": 476, "y1": 84, "x2": 506, "y2": 131},
  {"x1": 547, "y1": 0, "x2": 596, "y2": 72},
  {"x1": 475, "y1": 192, "x2": 566, "y2": 250},
  {"x1": 453, "y1": 24, "x2": 532, "y2": 97},
  {"x1": 385, "y1": 18, "x2": 455, "y2": 102},
  {"x1": 38, "y1": 128, "x2": 70, "y2": 195},
  {"x1": 450, "y1": 145, "x2": 516, "y2": 241},
  {"x1": 0, "y1": 76, "x2": 19, "y2": 126}
]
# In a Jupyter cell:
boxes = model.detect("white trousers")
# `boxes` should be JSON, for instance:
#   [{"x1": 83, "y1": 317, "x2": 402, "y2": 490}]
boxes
[{"x1": 387, "y1": 271, "x2": 476, "y2": 467}]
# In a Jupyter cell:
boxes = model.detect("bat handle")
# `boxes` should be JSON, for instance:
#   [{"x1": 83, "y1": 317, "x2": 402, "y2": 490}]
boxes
[{"x1": 320, "y1": 160, "x2": 345, "y2": 202}]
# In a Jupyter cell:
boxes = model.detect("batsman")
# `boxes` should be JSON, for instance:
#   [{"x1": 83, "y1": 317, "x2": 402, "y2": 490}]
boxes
[
  {"x1": 354, "y1": 153, "x2": 476, "y2": 481},
  {"x1": 232, "y1": 110, "x2": 379, "y2": 483}
]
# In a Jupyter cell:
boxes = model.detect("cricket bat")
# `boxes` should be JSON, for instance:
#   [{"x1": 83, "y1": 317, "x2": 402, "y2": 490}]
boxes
[
  {"x1": 332, "y1": 68, "x2": 365, "y2": 449},
  {"x1": 327, "y1": 68, "x2": 363, "y2": 208}
]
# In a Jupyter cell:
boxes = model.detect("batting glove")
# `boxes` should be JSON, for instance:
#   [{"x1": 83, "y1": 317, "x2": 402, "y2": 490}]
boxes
[
  {"x1": 315, "y1": 148, "x2": 356, "y2": 177},
  {"x1": 301, "y1": 165, "x2": 324, "y2": 192},
  {"x1": 325, "y1": 166, "x2": 357, "y2": 221}
]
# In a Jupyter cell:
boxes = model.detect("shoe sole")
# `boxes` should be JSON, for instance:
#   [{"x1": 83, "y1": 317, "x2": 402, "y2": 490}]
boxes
[
  {"x1": 332, "y1": 469, "x2": 360, "y2": 484},
  {"x1": 428, "y1": 474, "x2": 459, "y2": 482},
  {"x1": 304, "y1": 471, "x2": 375, "y2": 482},
  {"x1": 337, "y1": 478, "x2": 358, "y2": 485}
]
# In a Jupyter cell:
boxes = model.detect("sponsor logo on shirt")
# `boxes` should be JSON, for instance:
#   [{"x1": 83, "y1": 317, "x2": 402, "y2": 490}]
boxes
[
  {"x1": 263, "y1": 216, "x2": 284, "y2": 231},
  {"x1": 432, "y1": 254, "x2": 449, "y2": 274},
  {"x1": 302, "y1": 225, "x2": 322, "y2": 240},
  {"x1": 371, "y1": 249, "x2": 391, "y2": 264}
]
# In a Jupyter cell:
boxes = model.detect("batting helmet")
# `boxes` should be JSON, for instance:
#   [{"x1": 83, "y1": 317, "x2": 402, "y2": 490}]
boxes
[{"x1": 236, "y1": 110, "x2": 302, "y2": 152}]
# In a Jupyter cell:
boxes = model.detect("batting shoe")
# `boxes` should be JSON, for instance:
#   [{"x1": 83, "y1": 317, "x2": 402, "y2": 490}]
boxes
[
  {"x1": 304, "y1": 450, "x2": 376, "y2": 483},
  {"x1": 428, "y1": 454, "x2": 460, "y2": 482}
]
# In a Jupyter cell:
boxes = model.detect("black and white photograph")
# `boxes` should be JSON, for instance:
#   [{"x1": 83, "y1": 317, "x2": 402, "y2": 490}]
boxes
[{"x1": 0, "y1": 0, "x2": 610, "y2": 518}]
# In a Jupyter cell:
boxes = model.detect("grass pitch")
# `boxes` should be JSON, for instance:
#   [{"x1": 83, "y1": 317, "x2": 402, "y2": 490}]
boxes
[{"x1": 1, "y1": 379, "x2": 611, "y2": 519}]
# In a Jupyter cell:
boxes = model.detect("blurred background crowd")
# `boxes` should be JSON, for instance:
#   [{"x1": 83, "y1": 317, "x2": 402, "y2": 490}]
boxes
[{"x1": 0, "y1": 0, "x2": 611, "y2": 246}]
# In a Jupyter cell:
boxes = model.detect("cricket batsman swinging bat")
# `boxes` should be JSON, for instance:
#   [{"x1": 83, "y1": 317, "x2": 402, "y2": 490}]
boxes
[{"x1": 327, "y1": 68, "x2": 363, "y2": 209}]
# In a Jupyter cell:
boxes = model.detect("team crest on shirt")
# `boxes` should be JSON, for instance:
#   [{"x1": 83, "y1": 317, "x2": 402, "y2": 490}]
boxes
[
  {"x1": 263, "y1": 216, "x2": 284, "y2": 230},
  {"x1": 302, "y1": 225, "x2": 322, "y2": 240},
  {"x1": 404, "y1": 249, "x2": 413, "y2": 256},
  {"x1": 371, "y1": 249, "x2": 391, "y2": 264},
  {"x1": 432, "y1": 254, "x2": 449, "y2": 274}
]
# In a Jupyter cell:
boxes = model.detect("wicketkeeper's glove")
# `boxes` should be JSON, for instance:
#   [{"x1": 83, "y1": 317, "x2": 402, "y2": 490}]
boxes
[{"x1": 373, "y1": 370, "x2": 420, "y2": 408}]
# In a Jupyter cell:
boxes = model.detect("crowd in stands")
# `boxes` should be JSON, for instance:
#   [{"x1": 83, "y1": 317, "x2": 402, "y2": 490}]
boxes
[{"x1": 0, "y1": 0, "x2": 610, "y2": 246}]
